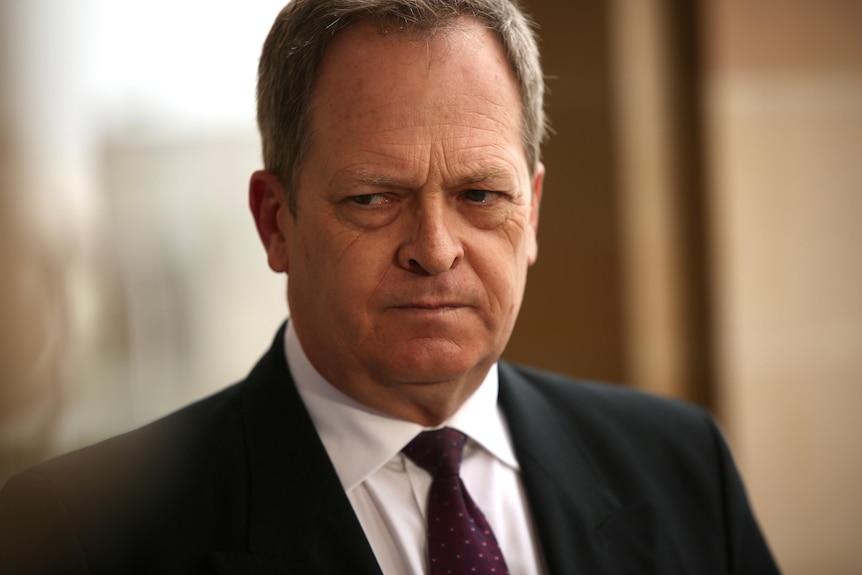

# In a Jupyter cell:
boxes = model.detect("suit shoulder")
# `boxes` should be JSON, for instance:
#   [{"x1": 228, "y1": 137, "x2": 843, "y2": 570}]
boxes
[
  {"x1": 0, "y1": 380, "x2": 251, "y2": 572},
  {"x1": 501, "y1": 361, "x2": 709, "y2": 425},
  {"x1": 2, "y1": 380, "x2": 247, "y2": 533},
  {"x1": 499, "y1": 361, "x2": 731, "y2": 514},
  {"x1": 32, "y1": 380, "x2": 243, "y2": 482},
  {"x1": 498, "y1": 361, "x2": 724, "y2": 476}
]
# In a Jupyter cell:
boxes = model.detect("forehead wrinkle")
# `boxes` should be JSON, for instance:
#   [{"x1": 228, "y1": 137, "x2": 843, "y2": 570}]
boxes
[
  {"x1": 333, "y1": 162, "x2": 516, "y2": 194},
  {"x1": 456, "y1": 166, "x2": 510, "y2": 185},
  {"x1": 327, "y1": 142, "x2": 428, "y2": 189},
  {"x1": 350, "y1": 169, "x2": 412, "y2": 189},
  {"x1": 434, "y1": 137, "x2": 522, "y2": 187}
]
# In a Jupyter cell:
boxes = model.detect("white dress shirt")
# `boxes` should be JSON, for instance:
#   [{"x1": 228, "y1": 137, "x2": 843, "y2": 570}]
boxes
[{"x1": 285, "y1": 323, "x2": 546, "y2": 574}]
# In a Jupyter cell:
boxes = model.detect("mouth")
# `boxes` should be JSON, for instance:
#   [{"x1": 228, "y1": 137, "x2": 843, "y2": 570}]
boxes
[{"x1": 392, "y1": 302, "x2": 466, "y2": 311}]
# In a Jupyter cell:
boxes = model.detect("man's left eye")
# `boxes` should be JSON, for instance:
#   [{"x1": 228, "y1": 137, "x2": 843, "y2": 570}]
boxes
[{"x1": 464, "y1": 190, "x2": 496, "y2": 203}]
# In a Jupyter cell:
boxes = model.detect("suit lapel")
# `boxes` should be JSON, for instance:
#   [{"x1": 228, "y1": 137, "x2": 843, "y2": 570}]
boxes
[
  {"x1": 217, "y1": 326, "x2": 382, "y2": 575},
  {"x1": 498, "y1": 362, "x2": 659, "y2": 574}
]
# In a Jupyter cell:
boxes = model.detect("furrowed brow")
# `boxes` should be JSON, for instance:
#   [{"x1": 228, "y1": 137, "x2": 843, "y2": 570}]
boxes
[
  {"x1": 352, "y1": 170, "x2": 403, "y2": 187},
  {"x1": 456, "y1": 167, "x2": 516, "y2": 188},
  {"x1": 342, "y1": 169, "x2": 414, "y2": 189},
  {"x1": 334, "y1": 166, "x2": 515, "y2": 190}
]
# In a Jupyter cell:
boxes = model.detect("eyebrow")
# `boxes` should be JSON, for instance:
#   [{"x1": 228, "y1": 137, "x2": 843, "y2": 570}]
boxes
[
  {"x1": 350, "y1": 170, "x2": 407, "y2": 188},
  {"x1": 343, "y1": 166, "x2": 514, "y2": 189},
  {"x1": 457, "y1": 167, "x2": 512, "y2": 186}
]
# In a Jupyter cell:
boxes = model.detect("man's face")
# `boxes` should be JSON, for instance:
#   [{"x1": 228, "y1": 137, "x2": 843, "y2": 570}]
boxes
[{"x1": 256, "y1": 18, "x2": 542, "y2": 425}]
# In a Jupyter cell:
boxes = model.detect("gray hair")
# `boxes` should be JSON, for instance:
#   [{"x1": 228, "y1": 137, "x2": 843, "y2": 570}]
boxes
[{"x1": 257, "y1": 0, "x2": 547, "y2": 213}]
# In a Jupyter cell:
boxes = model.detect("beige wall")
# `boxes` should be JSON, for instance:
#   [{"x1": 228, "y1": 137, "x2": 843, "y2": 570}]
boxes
[{"x1": 703, "y1": 1, "x2": 862, "y2": 572}]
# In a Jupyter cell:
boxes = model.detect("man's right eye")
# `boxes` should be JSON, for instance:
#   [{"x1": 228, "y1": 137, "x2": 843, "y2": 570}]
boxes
[{"x1": 350, "y1": 193, "x2": 389, "y2": 206}]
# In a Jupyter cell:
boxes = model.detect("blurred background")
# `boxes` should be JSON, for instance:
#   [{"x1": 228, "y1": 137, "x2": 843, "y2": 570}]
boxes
[{"x1": 1, "y1": 0, "x2": 860, "y2": 572}]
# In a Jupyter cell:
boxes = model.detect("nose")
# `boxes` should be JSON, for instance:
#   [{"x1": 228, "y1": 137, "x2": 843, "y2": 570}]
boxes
[{"x1": 397, "y1": 200, "x2": 464, "y2": 275}]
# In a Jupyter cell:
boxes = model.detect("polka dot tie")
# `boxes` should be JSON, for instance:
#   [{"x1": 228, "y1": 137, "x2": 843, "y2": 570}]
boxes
[{"x1": 403, "y1": 427, "x2": 510, "y2": 575}]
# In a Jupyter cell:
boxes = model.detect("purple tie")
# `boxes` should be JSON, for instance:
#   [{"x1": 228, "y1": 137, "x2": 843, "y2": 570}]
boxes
[{"x1": 403, "y1": 427, "x2": 510, "y2": 575}]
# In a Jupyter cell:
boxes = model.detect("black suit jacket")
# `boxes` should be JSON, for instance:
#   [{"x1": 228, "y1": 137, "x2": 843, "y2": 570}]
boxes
[{"x1": 0, "y1": 326, "x2": 780, "y2": 574}]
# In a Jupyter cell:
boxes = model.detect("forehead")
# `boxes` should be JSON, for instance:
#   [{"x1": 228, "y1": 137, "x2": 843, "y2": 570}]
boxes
[
  {"x1": 317, "y1": 18, "x2": 513, "y2": 99},
  {"x1": 306, "y1": 17, "x2": 525, "y2": 172}
]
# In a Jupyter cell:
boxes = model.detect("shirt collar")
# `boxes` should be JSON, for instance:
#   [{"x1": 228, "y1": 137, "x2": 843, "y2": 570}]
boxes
[{"x1": 284, "y1": 321, "x2": 519, "y2": 492}]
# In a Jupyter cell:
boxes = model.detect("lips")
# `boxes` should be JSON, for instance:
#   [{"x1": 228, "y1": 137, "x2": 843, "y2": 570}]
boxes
[
  {"x1": 394, "y1": 301, "x2": 465, "y2": 309},
  {"x1": 383, "y1": 283, "x2": 477, "y2": 311},
  {"x1": 389, "y1": 303, "x2": 468, "y2": 314}
]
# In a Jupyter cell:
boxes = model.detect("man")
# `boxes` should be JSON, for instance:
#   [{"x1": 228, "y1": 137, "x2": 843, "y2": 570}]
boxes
[{"x1": 0, "y1": 0, "x2": 780, "y2": 573}]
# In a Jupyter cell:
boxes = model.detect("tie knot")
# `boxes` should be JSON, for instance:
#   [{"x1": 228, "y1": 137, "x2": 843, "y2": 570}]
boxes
[{"x1": 403, "y1": 427, "x2": 467, "y2": 478}]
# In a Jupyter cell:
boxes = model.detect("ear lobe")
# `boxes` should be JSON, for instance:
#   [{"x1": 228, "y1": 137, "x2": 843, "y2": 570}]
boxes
[
  {"x1": 526, "y1": 162, "x2": 544, "y2": 266},
  {"x1": 249, "y1": 170, "x2": 291, "y2": 274}
]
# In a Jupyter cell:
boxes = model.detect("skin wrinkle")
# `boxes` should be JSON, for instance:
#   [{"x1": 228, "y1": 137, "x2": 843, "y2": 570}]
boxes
[{"x1": 331, "y1": 145, "x2": 523, "y2": 237}]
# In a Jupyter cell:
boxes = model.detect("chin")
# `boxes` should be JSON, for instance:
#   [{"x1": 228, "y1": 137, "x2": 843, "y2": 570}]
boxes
[{"x1": 378, "y1": 343, "x2": 492, "y2": 385}]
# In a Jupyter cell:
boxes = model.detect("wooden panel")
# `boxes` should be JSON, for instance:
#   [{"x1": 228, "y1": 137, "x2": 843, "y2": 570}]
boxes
[
  {"x1": 609, "y1": 0, "x2": 714, "y2": 404},
  {"x1": 504, "y1": 0, "x2": 627, "y2": 383}
]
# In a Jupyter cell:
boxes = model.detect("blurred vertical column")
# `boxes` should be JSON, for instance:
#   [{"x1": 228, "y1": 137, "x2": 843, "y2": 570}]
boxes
[
  {"x1": 609, "y1": 0, "x2": 713, "y2": 404},
  {"x1": 0, "y1": 0, "x2": 94, "y2": 482},
  {"x1": 504, "y1": 0, "x2": 627, "y2": 383}
]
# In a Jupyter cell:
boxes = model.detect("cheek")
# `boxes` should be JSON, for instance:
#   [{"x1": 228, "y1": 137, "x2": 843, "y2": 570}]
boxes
[
  {"x1": 320, "y1": 231, "x2": 396, "y2": 301},
  {"x1": 287, "y1": 222, "x2": 343, "y2": 306},
  {"x1": 484, "y1": 215, "x2": 536, "y2": 271},
  {"x1": 470, "y1": 242, "x2": 525, "y2": 307}
]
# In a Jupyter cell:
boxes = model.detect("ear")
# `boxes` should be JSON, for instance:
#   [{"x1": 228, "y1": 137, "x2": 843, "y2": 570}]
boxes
[
  {"x1": 249, "y1": 170, "x2": 292, "y2": 274},
  {"x1": 526, "y1": 162, "x2": 544, "y2": 266}
]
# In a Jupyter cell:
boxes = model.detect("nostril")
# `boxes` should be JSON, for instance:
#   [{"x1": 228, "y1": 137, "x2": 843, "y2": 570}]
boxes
[{"x1": 408, "y1": 259, "x2": 429, "y2": 275}]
